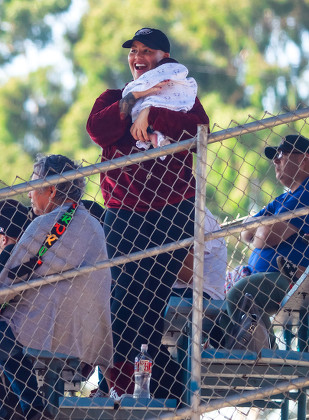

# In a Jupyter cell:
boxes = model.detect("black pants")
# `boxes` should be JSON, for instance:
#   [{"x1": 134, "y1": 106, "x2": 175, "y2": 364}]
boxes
[
  {"x1": 0, "y1": 321, "x2": 43, "y2": 419},
  {"x1": 104, "y1": 198, "x2": 195, "y2": 398}
]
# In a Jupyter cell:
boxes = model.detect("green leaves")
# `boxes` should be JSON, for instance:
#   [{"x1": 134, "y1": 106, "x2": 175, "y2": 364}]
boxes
[
  {"x1": 0, "y1": 0, "x2": 308, "y2": 218},
  {"x1": 0, "y1": 0, "x2": 71, "y2": 63}
]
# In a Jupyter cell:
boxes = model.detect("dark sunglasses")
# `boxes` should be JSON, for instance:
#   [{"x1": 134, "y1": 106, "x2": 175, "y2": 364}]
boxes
[{"x1": 273, "y1": 150, "x2": 303, "y2": 160}]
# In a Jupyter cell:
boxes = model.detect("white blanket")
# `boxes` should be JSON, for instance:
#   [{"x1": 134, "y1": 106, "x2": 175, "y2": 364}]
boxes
[
  {"x1": 123, "y1": 62, "x2": 197, "y2": 160},
  {"x1": 123, "y1": 62, "x2": 197, "y2": 122}
]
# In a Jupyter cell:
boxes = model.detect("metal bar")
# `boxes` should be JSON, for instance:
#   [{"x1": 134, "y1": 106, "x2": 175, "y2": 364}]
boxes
[
  {"x1": 191, "y1": 125, "x2": 208, "y2": 418},
  {"x1": 153, "y1": 376, "x2": 309, "y2": 420},
  {"x1": 205, "y1": 206, "x2": 309, "y2": 242},
  {"x1": 0, "y1": 205, "x2": 308, "y2": 298},
  {"x1": 207, "y1": 107, "x2": 309, "y2": 144},
  {"x1": 1, "y1": 107, "x2": 308, "y2": 198},
  {"x1": 297, "y1": 391, "x2": 307, "y2": 420},
  {"x1": 281, "y1": 325, "x2": 293, "y2": 420},
  {"x1": 297, "y1": 306, "x2": 308, "y2": 420},
  {"x1": 0, "y1": 141, "x2": 195, "y2": 198}
]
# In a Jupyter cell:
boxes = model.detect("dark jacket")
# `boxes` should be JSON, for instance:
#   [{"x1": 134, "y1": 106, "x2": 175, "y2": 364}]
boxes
[{"x1": 0, "y1": 244, "x2": 15, "y2": 273}]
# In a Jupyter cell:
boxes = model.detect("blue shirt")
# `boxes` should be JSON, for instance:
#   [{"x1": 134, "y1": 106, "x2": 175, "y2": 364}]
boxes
[{"x1": 248, "y1": 177, "x2": 309, "y2": 273}]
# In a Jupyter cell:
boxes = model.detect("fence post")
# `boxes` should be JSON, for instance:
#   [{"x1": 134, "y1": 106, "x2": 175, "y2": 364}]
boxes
[{"x1": 191, "y1": 124, "x2": 208, "y2": 419}]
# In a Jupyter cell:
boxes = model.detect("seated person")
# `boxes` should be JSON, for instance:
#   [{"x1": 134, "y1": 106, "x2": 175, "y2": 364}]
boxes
[
  {"x1": 82, "y1": 199, "x2": 106, "y2": 227},
  {"x1": 172, "y1": 208, "x2": 227, "y2": 348},
  {"x1": 172, "y1": 207, "x2": 227, "y2": 300},
  {"x1": 0, "y1": 154, "x2": 113, "y2": 419},
  {"x1": 0, "y1": 200, "x2": 31, "y2": 271},
  {"x1": 0, "y1": 200, "x2": 36, "y2": 419},
  {"x1": 226, "y1": 134, "x2": 309, "y2": 347}
]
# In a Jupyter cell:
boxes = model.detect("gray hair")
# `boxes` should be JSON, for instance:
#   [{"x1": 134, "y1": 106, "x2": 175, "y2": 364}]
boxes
[{"x1": 33, "y1": 154, "x2": 85, "y2": 204}]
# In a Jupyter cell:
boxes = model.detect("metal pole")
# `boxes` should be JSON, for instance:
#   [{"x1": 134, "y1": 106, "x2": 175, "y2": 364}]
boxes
[
  {"x1": 297, "y1": 308, "x2": 308, "y2": 420},
  {"x1": 191, "y1": 124, "x2": 208, "y2": 419}
]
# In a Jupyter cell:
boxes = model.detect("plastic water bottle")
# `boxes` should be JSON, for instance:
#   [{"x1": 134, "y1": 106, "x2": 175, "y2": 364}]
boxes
[{"x1": 133, "y1": 344, "x2": 152, "y2": 399}]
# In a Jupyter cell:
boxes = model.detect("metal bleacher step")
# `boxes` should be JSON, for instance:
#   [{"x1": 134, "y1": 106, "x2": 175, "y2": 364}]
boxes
[
  {"x1": 200, "y1": 348, "x2": 309, "y2": 408},
  {"x1": 202, "y1": 348, "x2": 309, "y2": 372},
  {"x1": 56, "y1": 397, "x2": 177, "y2": 420}
]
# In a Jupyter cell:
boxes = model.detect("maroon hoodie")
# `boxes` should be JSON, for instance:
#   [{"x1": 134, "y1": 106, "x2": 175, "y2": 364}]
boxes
[{"x1": 87, "y1": 89, "x2": 209, "y2": 211}]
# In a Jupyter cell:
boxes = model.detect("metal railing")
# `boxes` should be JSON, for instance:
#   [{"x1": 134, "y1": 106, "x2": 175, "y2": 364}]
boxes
[{"x1": 0, "y1": 106, "x2": 309, "y2": 419}]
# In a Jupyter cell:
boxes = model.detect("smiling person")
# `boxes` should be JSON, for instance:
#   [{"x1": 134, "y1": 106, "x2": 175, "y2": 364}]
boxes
[
  {"x1": 121, "y1": 53, "x2": 198, "y2": 155},
  {"x1": 226, "y1": 134, "x2": 309, "y2": 347},
  {"x1": 87, "y1": 28, "x2": 209, "y2": 400},
  {"x1": 0, "y1": 154, "x2": 113, "y2": 419}
]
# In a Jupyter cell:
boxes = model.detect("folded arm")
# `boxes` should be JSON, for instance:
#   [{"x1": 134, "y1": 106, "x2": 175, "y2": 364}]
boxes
[
  {"x1": 241, "y1": 215, "x2": 299, "y2": 249},
  {"x1": 240, "y1": 216, "x2": 257, "y2": 244},
  {"x1": 86, "y1": 89, "x2": 131, "y2": 148},
  {"x1": 87, "y1": 90, "x2": 209, "y2": 148},
  {"x1": 252, "y1": 220, "x2": 299, "y2": 248}
]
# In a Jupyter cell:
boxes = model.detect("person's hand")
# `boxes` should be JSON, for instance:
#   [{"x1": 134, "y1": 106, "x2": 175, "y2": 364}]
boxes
[
  {"x1": 133, "y1": 80, "x2": 170, "y2": 100},
  {"x1": 130, "y1": 108, "x2": 150, "y2": 141}
]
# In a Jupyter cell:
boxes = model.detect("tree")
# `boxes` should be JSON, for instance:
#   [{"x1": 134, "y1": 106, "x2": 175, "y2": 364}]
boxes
[
  {"x1": 0, "y1": 0, "x2": 72, "y2": 65},
  {"x1": 0, "y1": 0, "x2": 308, "y2": 219},
  {"x1": 70, "y1": 0, "x2": 309, "y2": 111},
  {"x1": 0, "y1": 69, "x2": 70, "y2": 155},
  {"x1": 58, "y1": 0, "x2": 309, "y2": 222}
]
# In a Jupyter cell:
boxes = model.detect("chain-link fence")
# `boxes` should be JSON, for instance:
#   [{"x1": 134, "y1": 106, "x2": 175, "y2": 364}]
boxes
[{"x1": 0, "y1": 107, "x2": 308, "y2": 420}]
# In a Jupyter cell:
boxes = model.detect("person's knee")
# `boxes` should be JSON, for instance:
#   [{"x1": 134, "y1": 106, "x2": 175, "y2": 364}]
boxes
[{"x1": 226, "y1": 286, "x2": 243, "y2": 317}]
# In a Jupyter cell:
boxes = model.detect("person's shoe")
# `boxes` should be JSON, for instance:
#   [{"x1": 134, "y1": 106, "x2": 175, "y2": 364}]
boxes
[
  {"x1": 89, "y1": 388, "x2": 108, "y2": 398},
  {"x1": 109, "y1": 362, "x2": 135, "y2": 395},
  {"x1": 277, "y1": 256, "x2": 299, "y2": 283},
  {"x1": 109, "y1": 386, "x2": 133, "y2": 402}
]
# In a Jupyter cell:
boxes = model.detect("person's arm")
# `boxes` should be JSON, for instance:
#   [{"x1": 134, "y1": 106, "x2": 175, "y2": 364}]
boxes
[
  {"x1": 131, "y1": 97, "x2": 209, "y2": 142},
  {"x1": 240, "y1": 216, "x2": 258, "y2": 244},
  {"x1": 86, "y1": 89, "x2": 132, "y2": 148},
  {"x1": 124, "y1": 80, "x2": 173, "y2": 141},
  {"x1": 0, "y1": 224, "x2": 39, "y2": 303},
  {"x1": 87, "y1": 89, "x2": 209, "y2": 147},
  {"x1": 147, "y1": 97, "x2": 209, "y2": 141},
  {"x1": 249, "y1": 190, "x2": 309, "y2": 249},
  {"x1": 130, "y1": 108, "x2": 151, "y2": 142},
  {"x1": 177, "y1": 249, "x2": 194, "y2": 284},
  {"x1": 242, "y1": 203, "x2": 302, "y2": 249},
  {"x1": 252, "y1": 220, "x2": 299, "y2": 249},
  {"x1": 241, "y1": 212, "x2": 299, "y2": 248}
]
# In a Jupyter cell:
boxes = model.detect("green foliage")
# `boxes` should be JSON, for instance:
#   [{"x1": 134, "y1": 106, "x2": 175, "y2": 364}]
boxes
[
  {"x1": 0, "y1": 69, "x2": 70, "y2": 155},
  {"x1": 0, "y1": 0, "x2": 72, "y2": 64},
  {"x1": 0, "y1": 137, "x2": 33, "y2": 190},
  {"x1": 0, "y1": 0, "x2": 308, "y2": 233}
]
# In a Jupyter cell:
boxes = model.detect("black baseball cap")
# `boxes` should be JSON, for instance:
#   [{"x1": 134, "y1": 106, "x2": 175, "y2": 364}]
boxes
[
  {"x1": 264, "y1": 134, "x2": 309, "y2": 160},
  {"x1": 122, "y1": 28, "x2": 170, "y2": 53},
  {"x1": 0, "y1": 200, "x2": 31, "y2": 239}
]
